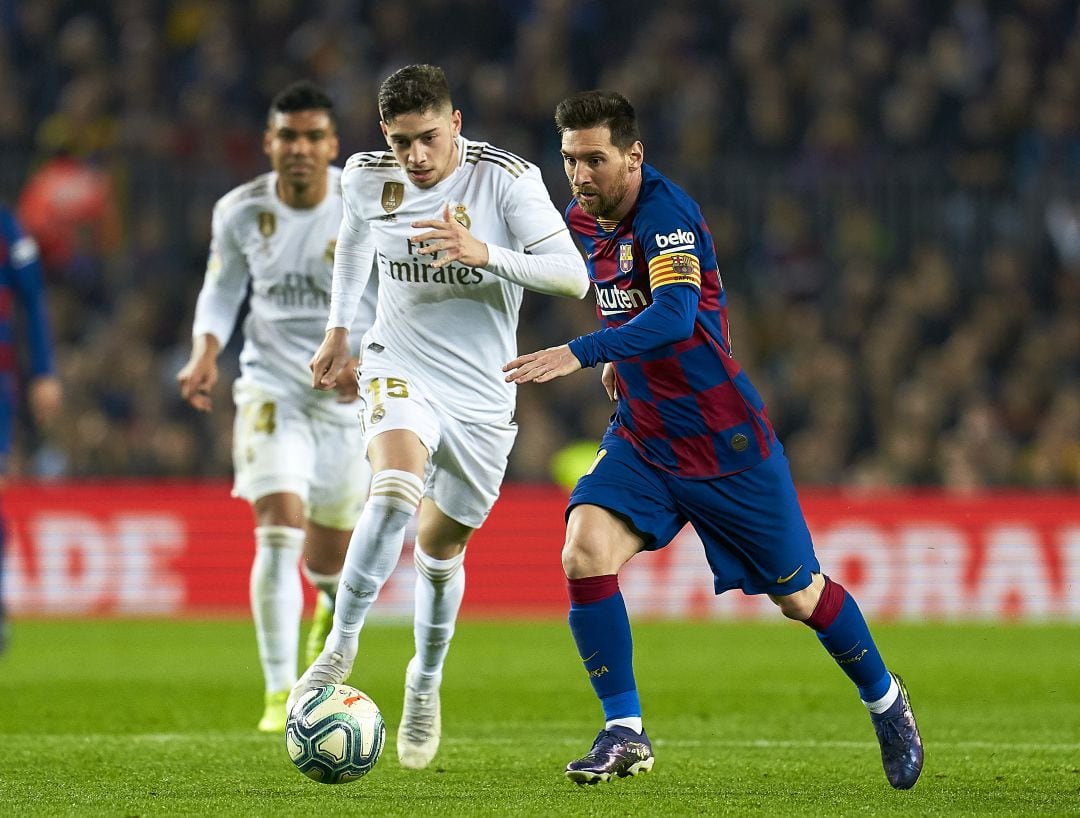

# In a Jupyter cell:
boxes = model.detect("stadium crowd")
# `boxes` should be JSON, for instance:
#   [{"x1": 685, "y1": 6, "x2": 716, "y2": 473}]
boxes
[{"x1": 1, "y1": 0, "x2": 1077, "y2": 489}]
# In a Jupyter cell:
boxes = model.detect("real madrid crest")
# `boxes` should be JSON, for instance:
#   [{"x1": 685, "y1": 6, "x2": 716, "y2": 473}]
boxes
[
  {"x1": 324, "y1": 239, "x2": 336, "y2": 264},
  {"x1": 452, "y1": 204, "x2": 471, "y2": 230},
  {"x1": 258, "y1": 211, "x2": 276, "y2": 237},
  {"x1": 381, "y1": 182, "x2": 405, "y2": 213}
]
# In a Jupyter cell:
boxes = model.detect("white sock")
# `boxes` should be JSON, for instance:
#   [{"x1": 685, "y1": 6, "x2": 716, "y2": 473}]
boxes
[
  {"x1": 864, "y1": 674, "x2": 900, "y2": 714},
  {"x1": 250, "y1": 525, "x2": 305, "y2": 693},
  {"x1": 412, "y1": 544, "x2": 466, "y2": 689},
  {"x1": 606, "y1": 717, "x2": 643, "y2": 734},
  {"x1": 302, "y1": 565, "x2": 341, "y2": 600},
  {"x1": 324, "y1": 470, "x2": 423, "y2": 657}
]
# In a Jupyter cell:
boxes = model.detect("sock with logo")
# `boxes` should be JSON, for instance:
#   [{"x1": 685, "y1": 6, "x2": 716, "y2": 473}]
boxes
[
  {"x1": 804, "y1": 576, "x2": 892, "y2": 703},
  {"x1": 324, "y1": 470, "x2": 423, "y2": 656},
  {"x1": 411, "y1": 543, "x2": 465, "y2": 691},
  {"x1": 250, "y1": 525, "x2": 305, "y2": 692},
  {"x1": 567, "y1": 574, "x2": 641, "y2": 721}
]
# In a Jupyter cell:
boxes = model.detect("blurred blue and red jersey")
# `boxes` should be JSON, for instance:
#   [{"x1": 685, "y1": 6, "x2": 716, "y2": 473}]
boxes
[
  {"x1": 0, "y1": 207, "x2": 55, "y2": 468},
  {"x1": 566, "y1": 164, "x2": 775, "y2": 479}
]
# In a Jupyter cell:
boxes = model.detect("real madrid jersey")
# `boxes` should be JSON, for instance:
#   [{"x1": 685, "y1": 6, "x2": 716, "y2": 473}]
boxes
[
  {"x1": 192, "y1": 167, "x2": 376, "y2": 412},
  {"x1": 328, "y1": 136, "x2": 585, "y2": 423}
]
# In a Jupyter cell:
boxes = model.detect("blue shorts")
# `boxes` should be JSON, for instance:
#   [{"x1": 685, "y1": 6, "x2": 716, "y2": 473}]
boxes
[{"x1": 567, "y1": 431, "x2": 819, "y2": 596}]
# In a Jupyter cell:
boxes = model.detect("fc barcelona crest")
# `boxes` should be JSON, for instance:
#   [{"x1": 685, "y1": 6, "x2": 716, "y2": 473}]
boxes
[
  {"x1": 258, "y1": 211, "x2": 276, "y2": 237},
  {"x1": 618, "y1": 240, "x2": 634, "y2": 273},
  {"x1": 452, "y1": 204, "x2": 471, "y2": 229},
  {"x1": 381, "y1": 182, "x2": 405, "y2": 213},
  {"x1": 670, "y1": 254, "x2": 693, "y2": 278}
]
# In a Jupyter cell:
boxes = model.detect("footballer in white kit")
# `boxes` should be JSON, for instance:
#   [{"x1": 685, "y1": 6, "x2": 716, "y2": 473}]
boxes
[
  {"x1": 196, "y1": 165, "x2": 375, "y2": 520},
  {"x1": 298, "y1": 64, "x2": 588, "y2": 770},
  {"x1": 329, "y1": 136, "x2": 580, "y2": 524},
  {"x1": 178, "y1": 82, "x2": 375, "y2": 733}
]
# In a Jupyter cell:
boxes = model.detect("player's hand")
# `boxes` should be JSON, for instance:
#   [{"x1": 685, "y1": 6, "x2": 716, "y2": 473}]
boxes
[
  {"x1": 503, "y1": 345, "x2": 582, "y2": 384},
  {"x1": 601, "y1": 362, "x2": 618, "y2": 402},
  {"x1": 28, "y1": 375, "x2": 62, "y2": 427},
  {"x1": 333, "y1": 356, "x2": 361, "y2": 403},
  {"x1": 177, "y1": 358, "x2": 217, "y2": 412},
  {"x1": 310, "y1": 327, "x2": 352, "y2": 391},
  {"x1": 411, "y1": 203, "x2": 489, "y2": 269}
]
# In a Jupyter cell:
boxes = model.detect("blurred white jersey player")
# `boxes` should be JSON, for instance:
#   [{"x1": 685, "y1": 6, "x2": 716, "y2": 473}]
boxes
[
  {"x1": 298, "y1": 64, "x2": 588, "y2": 769},
  {"x1": 178, "y1": 81, "x2": 376, "y2": 733}
]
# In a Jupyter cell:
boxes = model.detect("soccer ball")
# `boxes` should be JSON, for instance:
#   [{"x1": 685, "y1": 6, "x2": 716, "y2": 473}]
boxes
[{"x1": 286, "y1": 684, "x2": 386, "y2": 784}]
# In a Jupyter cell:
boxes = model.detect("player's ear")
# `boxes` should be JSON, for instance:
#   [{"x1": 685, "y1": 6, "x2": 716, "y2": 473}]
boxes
[
  {"x1": 450, "y1": 109, "x2": 462, "y2": 137},
  {"x1": 627, "y1": 141, "x2": 644, "y2": 172},
  {"x1": 262, "y1": 129, "x2": 274, "y2": 158},
  {"x1": 380, "y1": 121, "x2": 391, "y2": 145}
]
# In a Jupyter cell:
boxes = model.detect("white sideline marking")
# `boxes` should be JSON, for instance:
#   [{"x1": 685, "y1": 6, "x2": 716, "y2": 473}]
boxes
[{"x1": 18, "y1": 734, "x2": 1080, "y2": 752}]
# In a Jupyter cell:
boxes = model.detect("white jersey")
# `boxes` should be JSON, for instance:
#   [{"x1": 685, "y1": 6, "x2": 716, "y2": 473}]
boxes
[
  {"x1": 328, "y1": 135, "x2": 587, "y2": 423},
  {"x1": 192, "y1": 167, "x2": 376, "y2": 419}
]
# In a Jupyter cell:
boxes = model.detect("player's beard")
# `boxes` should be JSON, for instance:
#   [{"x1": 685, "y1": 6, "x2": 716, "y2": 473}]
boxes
[{"x1": 575, "y1": 166, "x2": 630, "y2": 219}]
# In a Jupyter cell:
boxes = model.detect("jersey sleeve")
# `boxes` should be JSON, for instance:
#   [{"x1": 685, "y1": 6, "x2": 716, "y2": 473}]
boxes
[
  {"x1": 326, "y1": 175, "x2": 377, "y2": 330},
  {"x1": 567, "y1": 192, "x2": 706, "y2": 366},
  {"x1": 190, "y1": 199, "x2": 250, "y2": 346},
  {"x1": 483, "y1": 166, "x2": 588, "y2": 298},
  {"x1": 1, "y1": 210, "x2": 55, "y2": 377}
]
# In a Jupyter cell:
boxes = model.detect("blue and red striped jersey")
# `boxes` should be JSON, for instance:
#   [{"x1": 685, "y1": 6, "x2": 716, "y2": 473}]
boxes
[
  {"x1": 0, "y1": 206, "x2": 54, "y2": 381},
  {"x1": 566, "y1": 164, "x2": 775, "y2": 478}
]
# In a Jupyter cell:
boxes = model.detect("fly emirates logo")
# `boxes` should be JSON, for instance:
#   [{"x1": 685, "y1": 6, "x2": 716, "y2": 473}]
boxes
[{"x1": 379, "y1": 238, "x2": 484, "y2": 286}]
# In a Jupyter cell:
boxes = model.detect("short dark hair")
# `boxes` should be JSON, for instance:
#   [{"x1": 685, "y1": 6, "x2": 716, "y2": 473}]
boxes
[
  {"x1": 268, "y1": 80, "x2": 336, "y2": 127},
  {"x1": 554, "y1": 90, "x2": 640, "y2": 150},
  {"x1": 378, "y1": 64, "x2": 452, "y2": 123}
]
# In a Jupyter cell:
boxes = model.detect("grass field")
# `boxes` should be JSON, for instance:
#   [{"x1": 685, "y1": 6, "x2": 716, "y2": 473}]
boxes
[{"x1": 1, "y1": 618, "x2": 1078, "y2": 816}]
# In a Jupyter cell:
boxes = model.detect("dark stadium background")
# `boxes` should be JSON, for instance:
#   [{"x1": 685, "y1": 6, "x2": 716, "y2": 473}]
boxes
[{"x1": 3, "y1": 0, "x2": 1077, "y2": 620}]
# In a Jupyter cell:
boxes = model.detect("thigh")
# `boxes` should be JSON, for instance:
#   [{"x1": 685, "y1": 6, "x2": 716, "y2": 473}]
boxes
[
  {"x1": 428, "y1": 413, "x2": 517, "y2": 529},
  {"x1": 357, "y1": 367, "x2": 441, "y2": 456},
  {"x1": 232, "y1": 384, "x2": 315, "y2": 504},
  {"x1": 566, "y1": 431, "x2": 684, "y2": 551},
  {"x1": 307, "y1": 416, "x2": 371, "y2": 531},
  {"x1": 680, "y1": 442, "x2": 819, "y2": 596}
]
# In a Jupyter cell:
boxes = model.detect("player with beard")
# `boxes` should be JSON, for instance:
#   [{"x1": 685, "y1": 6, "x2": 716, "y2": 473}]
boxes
[{"x1": 504, "y1": 90, "x2": 923, "y2": 789}]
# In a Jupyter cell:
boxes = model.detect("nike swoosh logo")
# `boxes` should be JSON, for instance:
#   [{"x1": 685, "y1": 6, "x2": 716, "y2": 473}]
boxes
[
  {"x1": 776, "y1": 565, "x2": 803, "y2": 584},
  {"x1": 582, "y1": 651, "x2": 599, "y2": 663}
]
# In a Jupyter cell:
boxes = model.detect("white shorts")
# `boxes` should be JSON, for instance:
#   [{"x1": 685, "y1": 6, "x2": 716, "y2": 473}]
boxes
[
  {"x1": 357, "y1": 365, "x2": 516, "y2": 529},
  {"x1": 232, "y1": 381, "x2": 370, "y2": 530}
]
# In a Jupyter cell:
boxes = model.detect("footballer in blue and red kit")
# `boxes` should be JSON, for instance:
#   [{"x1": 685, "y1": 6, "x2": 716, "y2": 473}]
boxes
[
  {"x1": 0, "y1": 206, "x2": 58, "y2": 651},
  {"x1": 565, "y1": 163, "x2": 820, "y2": 598},
  {"x1": 506, "y1": 89, "x2": 922, "y2": 789}
]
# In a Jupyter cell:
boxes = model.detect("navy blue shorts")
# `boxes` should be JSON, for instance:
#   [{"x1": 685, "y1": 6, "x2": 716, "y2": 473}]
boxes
[{"x1": 567, "y1": 431, "x2": 819, "y2": 596}]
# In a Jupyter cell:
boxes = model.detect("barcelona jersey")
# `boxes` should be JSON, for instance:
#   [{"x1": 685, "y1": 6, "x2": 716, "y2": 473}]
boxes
[{"x1": 566, "y1": 164, "x2": 775, "y2": 479}]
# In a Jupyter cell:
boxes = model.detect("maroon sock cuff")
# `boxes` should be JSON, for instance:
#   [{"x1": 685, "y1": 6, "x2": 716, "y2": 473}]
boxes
[
  {"x1": 805, "y1": 576, "x2": 846, "y2": 631},
  {"x1": 567, "y1": 574, "x2": 620, "y2": 605}
]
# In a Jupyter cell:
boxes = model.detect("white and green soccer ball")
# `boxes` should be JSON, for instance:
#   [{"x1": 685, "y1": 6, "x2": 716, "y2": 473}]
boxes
[{"x1": 286, "y1": 684, "x2": 386, "y2": 784}]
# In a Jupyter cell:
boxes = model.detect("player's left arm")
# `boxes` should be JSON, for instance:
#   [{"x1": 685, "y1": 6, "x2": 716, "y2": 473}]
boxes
[
  {"x1": 2, "y1": 211, "x2": 62, "y2": 425},
  {"x1": 505, "y1": 210, "x2": 703, "y2": 384},
  {"x1": 412, "y1": 167, "x2": 589, "y2": 298}
]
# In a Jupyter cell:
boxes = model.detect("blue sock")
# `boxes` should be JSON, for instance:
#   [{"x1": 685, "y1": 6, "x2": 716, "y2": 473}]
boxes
[
  {"x1": 806, "y1": 577, "x2": 891, "y2": 702},
  {"x1": 567, "y1": 575, "x2": 640, "y2": 720}
]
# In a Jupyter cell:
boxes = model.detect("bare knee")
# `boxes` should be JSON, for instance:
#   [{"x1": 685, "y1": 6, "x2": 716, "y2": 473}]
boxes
[
  {"x1": 771, "y1": 572, "x2": 826, "y2": 621},
  {"x1": 561, "y1": 505, "x2": 643, "y2": 579}
]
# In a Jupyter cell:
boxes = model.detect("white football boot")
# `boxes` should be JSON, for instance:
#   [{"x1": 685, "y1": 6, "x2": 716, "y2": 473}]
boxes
[
  {"x1": 286, "y1": 641, "x2": 356, "y2": 715},
  {"x1": 397, "y1": 656, "x2": 441, "y2": 769}
]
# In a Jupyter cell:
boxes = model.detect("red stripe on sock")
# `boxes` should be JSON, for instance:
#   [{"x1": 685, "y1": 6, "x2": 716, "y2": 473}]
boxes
[
  {"x1": 805, "y1": 576, "x2": 846, "y2": 631},
  {"x1": 567, "y1": 574, "x2": 620, "y2": 605}
]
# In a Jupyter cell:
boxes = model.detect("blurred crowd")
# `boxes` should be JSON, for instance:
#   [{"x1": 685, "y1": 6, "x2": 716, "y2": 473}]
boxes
[{"x1": 1, "y1": 0, "x2": 1077, "y2": 489}]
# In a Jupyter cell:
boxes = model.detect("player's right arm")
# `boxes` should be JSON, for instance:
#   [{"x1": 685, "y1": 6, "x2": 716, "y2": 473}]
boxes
[
  {"x1": 177, "y1": 198, "x2": 249, "y2": 412},
  {"x1": 311, "y1": 175, "x2": 376, "y2": 390}
]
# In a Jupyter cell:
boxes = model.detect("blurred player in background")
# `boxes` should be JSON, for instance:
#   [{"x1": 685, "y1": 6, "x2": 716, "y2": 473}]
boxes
[
  {"x1": 177, "y1": 81, "x2": 376, "y2": 732},
  {"x1": 505, "y1": 90, "x2": 924, "y2": 789},
  {"x1": 0, "y1": 205, "x2": 62, "y2": 654},
  {"x1": 296, "y1": 64, "x2": 588, "y2": 769}
]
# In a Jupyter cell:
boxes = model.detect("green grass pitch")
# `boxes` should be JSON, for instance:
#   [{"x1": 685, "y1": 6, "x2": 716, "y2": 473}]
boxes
[{"x1": 1, "y1": 618, "x2": 1077, "y2": 816}]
